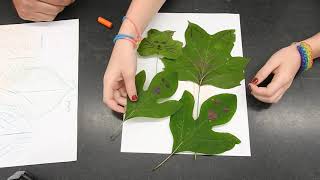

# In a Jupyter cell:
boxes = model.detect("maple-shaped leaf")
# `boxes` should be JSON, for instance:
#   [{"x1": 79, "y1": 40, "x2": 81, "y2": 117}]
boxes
[
  {"x1": 163, "y1": 22, "x2": 249, "y2": 89},
  {"x1": 137, "y1": 29, "x2": 183, "y2": 59},
  {"x1": 170, "y1": 91, "x2": 240, "y2": 155},
  {"x1": 125, "y1": 70, "x2": 182, "y2": 120}
]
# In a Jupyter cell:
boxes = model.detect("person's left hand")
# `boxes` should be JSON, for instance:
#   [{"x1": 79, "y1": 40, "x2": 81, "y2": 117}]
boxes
[{"x1": 248, "y1": 45, "x2": 301, "y2": 103}]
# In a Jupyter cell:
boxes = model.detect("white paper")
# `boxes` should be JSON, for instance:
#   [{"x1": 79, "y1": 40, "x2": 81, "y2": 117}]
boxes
[
  {"x1": 121, "y1": 13, "x2": 251, "y2": 156},
  {"x1": 0, "y1": 19, "x2": 78, "y2": 167}
]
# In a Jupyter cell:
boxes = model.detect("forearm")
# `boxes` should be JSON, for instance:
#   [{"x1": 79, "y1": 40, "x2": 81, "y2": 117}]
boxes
[
  {"x1": 119, "y1": 0, "x2": 166, "y2": 37},
  {"x1": 303, "y1": 32, "x2": 320, "y2": 58}
]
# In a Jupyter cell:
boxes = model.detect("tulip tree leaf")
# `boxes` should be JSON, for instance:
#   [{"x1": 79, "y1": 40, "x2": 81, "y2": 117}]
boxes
[
  {"x1": 162, "y1": 22, "x2": 249, "y2": 89},
  {"x1": 170, "y1": 91, "x2": 240, "y2": 154},
  {"x1": 137, "y1": 29, "x2": 183, "y2": 59},
  {"x1": 125, "y1": 70, "x2": 182, "y2": 120}
]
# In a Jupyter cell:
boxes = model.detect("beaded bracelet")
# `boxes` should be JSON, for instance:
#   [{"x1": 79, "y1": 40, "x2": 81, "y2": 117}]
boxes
[{"x1": 297, "y1": 42, "x2": 313, "y2": 72}]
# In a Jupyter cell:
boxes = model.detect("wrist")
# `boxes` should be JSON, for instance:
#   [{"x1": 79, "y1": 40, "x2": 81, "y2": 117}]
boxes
[
  {"x1": 287, "y1": 44, "x2": 302, "y2": 65},
  {"x1": 114, "y1": 39, "x2": 136, "y2": 52},
  {"x1": 119, "y1": 20, "x2": 137, "y2": 38}
]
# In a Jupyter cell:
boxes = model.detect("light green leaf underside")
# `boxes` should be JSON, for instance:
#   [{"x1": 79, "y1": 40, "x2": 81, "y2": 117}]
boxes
[{"x1": 137, "y1": 29, "x2": 183, "y2": 59}]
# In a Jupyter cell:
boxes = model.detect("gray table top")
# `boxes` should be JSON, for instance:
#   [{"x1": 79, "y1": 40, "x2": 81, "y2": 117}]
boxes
[{"x1": 1, "y1": 0, "x2": 320, "y2": 179}]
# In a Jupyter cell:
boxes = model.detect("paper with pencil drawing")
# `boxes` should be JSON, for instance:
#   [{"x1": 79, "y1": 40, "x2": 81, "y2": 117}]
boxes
[
  {"x1": 121, "y1": 13, "x2": 251, "y2": 156},
  {"x1": 0, "y1": 19, "x2": 78, "y2": 168}
]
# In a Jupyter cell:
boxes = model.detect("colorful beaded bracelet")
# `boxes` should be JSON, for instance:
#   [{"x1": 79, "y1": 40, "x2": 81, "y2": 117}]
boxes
[{"x1": 297, "y1": 42, "x2": 313, "y2": 72}]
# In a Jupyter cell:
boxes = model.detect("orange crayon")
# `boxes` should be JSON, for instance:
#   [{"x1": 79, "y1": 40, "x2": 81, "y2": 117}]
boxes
[{"x1": 98, "y1": 17, "x2": 112, "y2": 29}]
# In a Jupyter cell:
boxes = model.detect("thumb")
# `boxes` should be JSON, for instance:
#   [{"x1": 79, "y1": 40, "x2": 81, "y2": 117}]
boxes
[
  {"x1": 251, "y1": 59, "x2": 279, "y2": 85},
  {"x1": 123, "y1": 72, "x2": 138, "y2": 102}
]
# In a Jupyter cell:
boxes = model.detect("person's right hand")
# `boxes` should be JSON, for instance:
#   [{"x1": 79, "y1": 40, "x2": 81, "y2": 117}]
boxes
[
  {"x1": 12, "y1": 0, "x2": 74, "y2": 22},
  {"x1": 248, "y1": 45, "x2": 301, "y2": 103}
]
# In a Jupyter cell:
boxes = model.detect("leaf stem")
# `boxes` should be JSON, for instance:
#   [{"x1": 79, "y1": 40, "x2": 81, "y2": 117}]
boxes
[
  {"x1": 156, "y1": 55, "x2": 159, "y2": 73},
  {"x1": 152, "y1": 142, "x2": 182, "y2": 171},
  {"x1": 110, "y1": 121, "x2": 124, "y2": 141},
  {"x1": 195, "y1": 84, "x2": 201, "y2": 160},
  {"x1": 196, "y1": 85, "x2": 200, "y2": 117}
]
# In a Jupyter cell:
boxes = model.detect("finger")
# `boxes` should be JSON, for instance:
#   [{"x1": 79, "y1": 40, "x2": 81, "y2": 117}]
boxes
[
  {"x1": 112, "y1": 81, "x2": 123, "y2": 90},
  {"x1": 114, "y1": 90, "x2": 127, "y2": 106},
  {"x1": 250, "y1": 58, "x2": 280, "y2": 85},
  {"x1": 249, "y1": 73, "x2": 288, "y2": 97},
  {"x1": 274, "y1": 92, "x2": 285, "y2": 103},
  {"x1": 123, "y1": 72, "x2": 138, "y2": 102},
  {"x1": 103, "y1": 76, "x2": 125, "y2": 113},
  {"x1": 119, "y1": 87, "x2": 127, "y2": 97},
  {"x1": 103, "y1": 98, "x2": 125, "y2": 113},
  {"x1": 39, "y1": 0, "x2": 74, "y2": 6},
  {"x1": 23, "y1": 12, "x2": 56, "y2": 21},
  {"x1": 34, "y1": 1, "x2": 65, "y2": 15},
  {"x1": 251, "y1": 86, "x2": 287, "y2": 103}
]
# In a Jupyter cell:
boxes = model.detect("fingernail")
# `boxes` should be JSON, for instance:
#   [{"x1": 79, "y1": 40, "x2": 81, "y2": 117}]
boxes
[
  {"x1": 250, "y1": 77, "x2": 258, "y2": 85},
  {"x1": 131, "y1": 95, "x2": 138, "y2": 102}
]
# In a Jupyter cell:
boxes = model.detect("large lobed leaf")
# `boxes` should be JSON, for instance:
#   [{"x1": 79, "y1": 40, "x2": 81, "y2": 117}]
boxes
[
  {"x1": 170, "y1": 91, "x2": 240, "y2": 154},
  {"x1": 125, "y1": 70, "x2": 182, "y2": 120},
  {"x1": 137, "y1": 29, "x2": 183, "y2": 59},
  {"x1": 163, "y1": 22, "x2": 249, "y2": 89}
]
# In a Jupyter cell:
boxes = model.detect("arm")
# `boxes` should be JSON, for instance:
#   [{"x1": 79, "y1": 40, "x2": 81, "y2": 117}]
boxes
[
  {"x1": 119, "y1": 0, "x2": 165, "y2": 37},
  {"x1": 103, "y1": 0, "x2": 166, "y2": 113},
  {"x1": 249, "y1": 32, "x2": 320, "y2": 103}
]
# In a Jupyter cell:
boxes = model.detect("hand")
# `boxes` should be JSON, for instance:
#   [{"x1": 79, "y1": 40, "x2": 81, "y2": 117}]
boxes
[
  {"x1": 12, "y1": 0, "x2": 74, "y2": 22},
  {"x1": 103, "y1": 40, "x2": 138, "y2": 113},
  {"x1": 248, "y1": 45, "x2": 301, "y2": 103}
]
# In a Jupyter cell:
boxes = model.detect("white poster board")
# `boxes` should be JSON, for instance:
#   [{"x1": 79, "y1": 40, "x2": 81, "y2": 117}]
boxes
[{"x1": 121, "y1": 13, "x2": 251, "y2": 156}]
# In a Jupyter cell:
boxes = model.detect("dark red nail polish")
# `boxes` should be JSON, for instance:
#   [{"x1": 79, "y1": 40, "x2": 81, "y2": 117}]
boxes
[
  {"x1": 250, "y1": 77, "x2": 258, "y2": 85},
  {"x1": 131, "y1": 95, "x2": 138, "y2": 102}
]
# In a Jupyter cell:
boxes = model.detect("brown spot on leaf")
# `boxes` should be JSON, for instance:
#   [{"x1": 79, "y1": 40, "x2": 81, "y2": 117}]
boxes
[
  {"x1": 208, "y1": 110, "x2": 217, "y2": 121},
  {"x1": 223, "y1": 107, "x2": 230, "y2": 113},
  {"x1": 153, "y1": 87, "x2": 161, "y2": 94}
]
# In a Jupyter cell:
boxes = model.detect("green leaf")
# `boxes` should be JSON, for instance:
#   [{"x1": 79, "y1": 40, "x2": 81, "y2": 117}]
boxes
[
  {"x1": 125, "y1": 70, "x2": 182, "y2": 120},
  {"x1": 137, "y1": 29, "x2": 183, "y2": 59},
  {"x1": 170, "y1": 91, "x2": 240, "y2": 155},
  {"x1": 163, "y1": 22, "x2": 249, "y2": 89}
]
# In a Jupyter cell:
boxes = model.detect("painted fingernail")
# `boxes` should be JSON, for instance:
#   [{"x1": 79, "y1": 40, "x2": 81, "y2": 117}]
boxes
[
  {"x1": 131, "y1": 95, "x2": 138, "y2": 102},
  {"x1": 250, "y1": 77, "x2": 258, "y2": 85}
]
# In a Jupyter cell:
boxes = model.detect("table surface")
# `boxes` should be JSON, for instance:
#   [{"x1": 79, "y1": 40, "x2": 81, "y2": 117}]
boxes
[{"x1": 1, "y1": 0, "x2": 320, "y2": 179}]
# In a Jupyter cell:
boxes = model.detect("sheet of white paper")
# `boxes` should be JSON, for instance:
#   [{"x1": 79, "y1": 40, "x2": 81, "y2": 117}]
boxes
[
  {"x1": 0, "y1": 19, "x2": 78, "y2": 167},
  {"x1": 121, "y1": 13, "x2": 251, "y2": 156}
]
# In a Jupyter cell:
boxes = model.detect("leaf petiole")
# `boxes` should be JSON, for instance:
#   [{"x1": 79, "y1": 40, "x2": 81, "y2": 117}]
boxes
[
  {"x1": 110, "y1": 121, "x2": 124, "y2": 141},
  {"x1": 152, "y1": 142, "x2": 183, "y2": 171}
]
